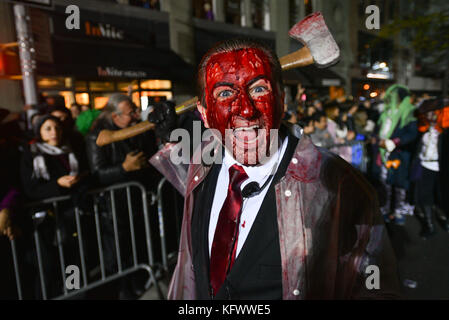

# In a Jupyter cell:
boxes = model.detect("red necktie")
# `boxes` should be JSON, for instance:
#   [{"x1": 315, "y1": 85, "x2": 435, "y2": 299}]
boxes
[{"x1": 210, "y1": 164, "x2": 248, "y2": 296}]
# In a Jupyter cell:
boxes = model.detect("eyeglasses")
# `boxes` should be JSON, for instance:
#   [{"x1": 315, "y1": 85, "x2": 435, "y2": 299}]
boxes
[{"x1": 120, "y1": 109, "x2": 138, "y2": 118}]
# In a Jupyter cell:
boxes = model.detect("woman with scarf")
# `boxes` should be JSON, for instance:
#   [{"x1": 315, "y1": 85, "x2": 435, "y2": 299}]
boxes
[
  {"x1": 19, "y1": 115, "x2": 89, "y2": 298},
  {"x1": 373, "y1": 85, "x2": 418, "y2": 225},
  {"x1": 20, "y1": 115, "x2": 87, "y2": 200}
]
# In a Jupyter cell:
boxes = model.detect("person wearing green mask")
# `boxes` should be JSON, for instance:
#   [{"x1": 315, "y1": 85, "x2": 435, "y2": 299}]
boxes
[{"x1": 373, "y1": 84, "x2": 418, "y2": 225}]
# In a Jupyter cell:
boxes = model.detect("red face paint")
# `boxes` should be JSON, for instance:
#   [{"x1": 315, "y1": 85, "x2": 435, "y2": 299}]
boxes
[{"x1": 204, "y1": 48, "x2": 283, "y2": 165}]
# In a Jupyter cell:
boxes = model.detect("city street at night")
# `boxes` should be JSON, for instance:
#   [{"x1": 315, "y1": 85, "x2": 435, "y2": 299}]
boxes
[{"x1": 0, "y1": 0, "x2": 448, "y2": 303}]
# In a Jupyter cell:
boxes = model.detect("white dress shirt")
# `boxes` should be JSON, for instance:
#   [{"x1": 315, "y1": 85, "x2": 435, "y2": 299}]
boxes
[
  {"x1": 419, "y1": 126, "x2": 440, "y2": 172},
  {"x1": 208, "y1": 136, "x2": 289, "y2": 258}
]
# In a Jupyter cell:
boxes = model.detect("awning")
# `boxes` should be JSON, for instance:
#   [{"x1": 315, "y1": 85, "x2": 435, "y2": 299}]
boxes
[
  {"x1": 282, "y1": 65, "x2": 345, "y2": 87},
  {"x1": 37, "y1": 38, "x2": 195, "y2": 82}
]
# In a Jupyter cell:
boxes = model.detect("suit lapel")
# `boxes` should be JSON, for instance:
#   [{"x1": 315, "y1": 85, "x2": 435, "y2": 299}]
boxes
[{"x1": 191, "y1": 162, "x2": 221, "y2": 299}]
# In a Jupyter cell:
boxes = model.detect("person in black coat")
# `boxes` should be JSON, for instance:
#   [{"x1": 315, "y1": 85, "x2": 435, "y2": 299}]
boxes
[
  {"x1": 85, "y1": 94, "x2": 161, "y2": 299},
  {"x1": 0, "y1": 109, "x2": 25, "y2": 299},
  {"x1": 19, "y1": 115, "x2": 90, "y2": 298},
  {"x1": 85, "y1": 94, "x2": 160, "y2": 188},
  {"x1": 20, "y1": 115, "x2": 89, "y2": 200}
]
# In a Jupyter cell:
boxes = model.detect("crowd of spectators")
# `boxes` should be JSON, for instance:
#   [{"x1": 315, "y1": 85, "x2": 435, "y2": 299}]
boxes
[
  {"x1": 0, "y1": 93, "x2": 179, "y2": 299},
  {"x1": 285, "y1": 84, "x2": 449, "y2": 237}
]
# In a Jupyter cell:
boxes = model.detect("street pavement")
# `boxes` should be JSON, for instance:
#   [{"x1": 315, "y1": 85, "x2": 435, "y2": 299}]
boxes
[
  {"x1": 386, "y1": 214, "x2": 449, "y2": 299},
  {"x1": 140, "y1": 213, "x2": 449, "y2": 300}
]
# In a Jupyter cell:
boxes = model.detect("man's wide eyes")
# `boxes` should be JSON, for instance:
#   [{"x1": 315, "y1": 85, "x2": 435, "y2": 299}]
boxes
[
  {"x1": 252, "y1": 86, "x2": 266, "y2": 93},
  {"x1": 218, "y1": 90, "x2": 233, "y2": 98},
  {"x1": 214, "y1": 84, "x2": 268, "y2": 99}
]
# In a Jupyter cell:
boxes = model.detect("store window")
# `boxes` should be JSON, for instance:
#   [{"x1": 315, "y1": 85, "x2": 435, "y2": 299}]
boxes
[
  {"x1": 358, "y1": 31, "x2": 393, "y2": 69},
  {"x1": 128, "y1": 0, "x2": 161, "y2": 10},
  {"x1": 89, "y1": 81, "x2": 115, "y2": 92},
  {"x1": 75, "y1": 93, "x2": 90, "y2": 106},
  {"x1": 37, "y1": 77, "x2": 69, "y2": 89},
  {"x1": 41, "y1": 91, "x2": 74, "y2": 109},
  {"x1": 225, "y1": 0, "x2": 242, "y2": 26},
  {"x1": 140, "y1": 90, "x2": 172, "y2": 100},
  {"x1": 250, "y1": 0, "x2": 270, "y2": 30},
  {"x1": 358, "y1": 31, "x2": 393, "y2": 79},
  {"x1": 38, "y1": 77, "x2": 174, "y2": 111},
  {"x1": 75, "y1": 81, "x2": 87, "y2": 91},
  {"x1": 140, "y1": 91, "x2": 172, "y2": 110},
  {"x1": 132, "y1": 92, "x2": 141, "y2": 109},
  {"x1": 193, "y1": 0, "x2": 215, "y2": 21},
  {"x1": 140, "y1": 79, "x2": 171, "y2": 90},
  {"x1": 117, "y1": 81, "x2": 139, "y2": 92},
  {"x1": 93, "y1": 95, "x2": 110, "y2": 109}
]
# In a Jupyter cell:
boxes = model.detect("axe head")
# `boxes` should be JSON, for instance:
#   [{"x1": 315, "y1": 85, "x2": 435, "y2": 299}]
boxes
[{"x1": 289, "y1": 12, "x2": 340, "y2": 68}]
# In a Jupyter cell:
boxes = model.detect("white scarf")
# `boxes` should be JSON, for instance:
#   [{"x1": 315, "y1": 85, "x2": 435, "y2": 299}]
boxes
[{"x1": 31, "y1": 142, "x2": 79, "y2": 180}]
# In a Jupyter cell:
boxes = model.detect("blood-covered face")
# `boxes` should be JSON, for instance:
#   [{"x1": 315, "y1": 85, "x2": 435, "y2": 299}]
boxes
[{"x1": 201, "y1": 48, "x2": 283, "y2": 165}]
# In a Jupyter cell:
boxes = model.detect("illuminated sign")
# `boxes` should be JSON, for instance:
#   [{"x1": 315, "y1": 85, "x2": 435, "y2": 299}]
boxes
[
  {"x1": 50, "y1": 7, "x2": 170, "y2": 49},
  {"x1": 97, "y1": 66, "x2": 147, "y2": 78},
  {"x1": 85, "y1": 21, "x2": 124, "y2": 40}
]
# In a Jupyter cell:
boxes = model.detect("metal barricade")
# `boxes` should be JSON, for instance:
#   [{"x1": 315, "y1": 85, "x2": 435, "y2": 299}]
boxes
[
  {"x1": 6, "y1": 181, "x2": 169, "y2": 300},
  {"x1": 154, "y1": 177, "x2": 183, "y2": 274}
]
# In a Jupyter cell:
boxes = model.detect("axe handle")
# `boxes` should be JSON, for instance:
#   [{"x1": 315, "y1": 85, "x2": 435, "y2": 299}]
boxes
[
  {"x1": 96, "y1": 121, "x2": 155, "y2": 147},
  {"x1": 95, "y1": 97, "x2": 199, "y2": 147},
  {"x1": 279, "y1": 46, "x2": 314, "y2": 70},
  {"x1": 96, "y1": 47, "x2": 316, "y2": 147}
]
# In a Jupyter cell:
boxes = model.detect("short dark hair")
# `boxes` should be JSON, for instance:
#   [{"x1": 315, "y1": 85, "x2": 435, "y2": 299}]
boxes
[
  {"x1": 312, "y1": 111, "x2": 326, "y2": 123},
  {"x1": 298, "y1": 116, "x2": 313, "y2": 127},
  {"x1": 197, "y1": 38, "x2": 283, "y2": 108}
]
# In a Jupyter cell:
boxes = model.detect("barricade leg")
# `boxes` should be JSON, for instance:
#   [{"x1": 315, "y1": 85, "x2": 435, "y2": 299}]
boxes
[{"x1": 10, "y1": 240, "x2": 23, "y2": 300}]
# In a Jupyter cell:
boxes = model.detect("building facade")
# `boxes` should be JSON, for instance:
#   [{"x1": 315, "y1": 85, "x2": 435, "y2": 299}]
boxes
[
  {"x1": 1, "y1": 0, "x2": 349, "y2": 111},
  {"x1": 3, "y1": 0, "x2": 443, "y2": 112}
]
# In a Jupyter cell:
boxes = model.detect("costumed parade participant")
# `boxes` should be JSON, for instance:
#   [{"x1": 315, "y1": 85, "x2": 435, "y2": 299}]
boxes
[
  {"x1": 412, "y1": 100, "x2": 449, "y2": 238},
  {"x1": 148, "y1": 38, "x2": 401, "y2": 299},
  {"x1": 373, "y1": 85, "x2": 418, "y2": 225}
]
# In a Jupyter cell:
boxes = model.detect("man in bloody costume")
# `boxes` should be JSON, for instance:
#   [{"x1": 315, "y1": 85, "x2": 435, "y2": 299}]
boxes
[{"x1": 150, "y1": 39, "x2": 401, "y2": 299}]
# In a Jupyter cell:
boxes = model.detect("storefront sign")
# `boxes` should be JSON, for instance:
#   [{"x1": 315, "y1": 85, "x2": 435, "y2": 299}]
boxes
[
  {"x1": 85, "y1": 21, "x2": 125, "y2": 40},
  {"x1": 97, "y1": 66, "x2": 147, "y2": 79},
  {"x1": 51, "y1": 6, "x2": 169, "y2": 49}
]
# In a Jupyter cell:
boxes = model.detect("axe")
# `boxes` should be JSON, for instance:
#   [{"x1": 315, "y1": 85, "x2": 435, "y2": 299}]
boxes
[{"x1": 96, "y1": 12, "x2": 339, "y2": 147}]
